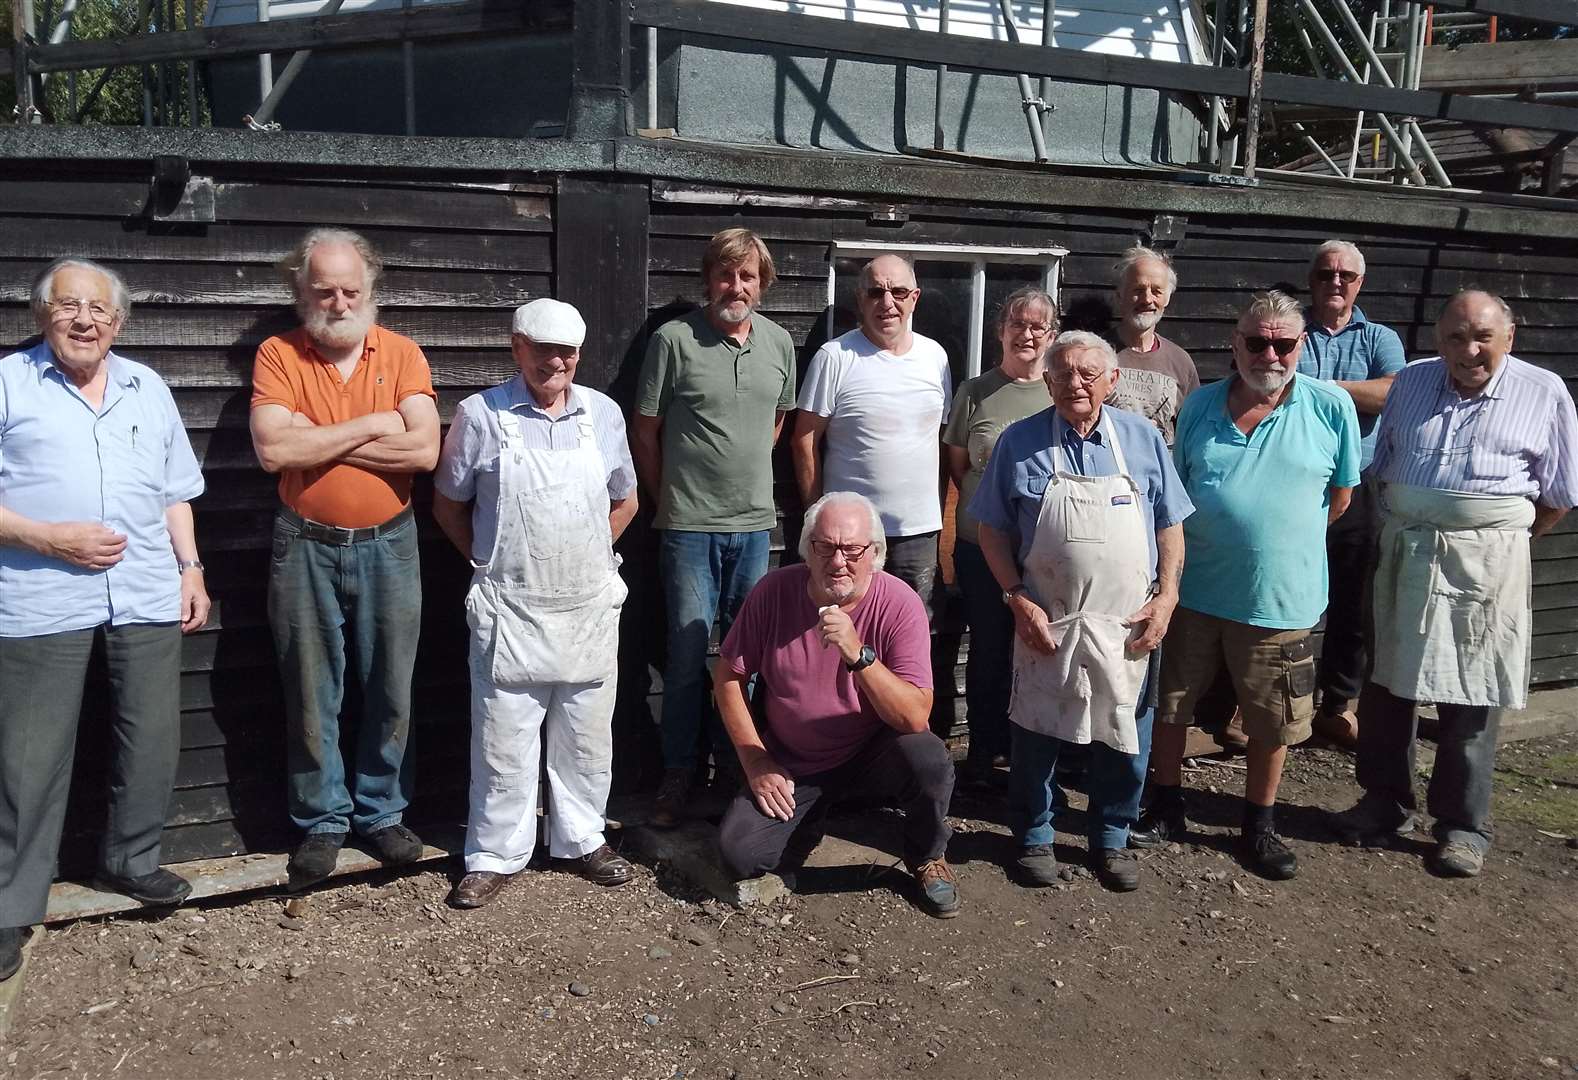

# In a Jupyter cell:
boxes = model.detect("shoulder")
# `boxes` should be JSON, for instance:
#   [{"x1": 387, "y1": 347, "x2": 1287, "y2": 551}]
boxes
[
  {"x1": 1391, "y1": 356, "x2": 1444, "y2": 392},
  {"x1": 1361, "y1": 317, "x2": 1404, "y2": 346},
  {"x1": 750, "y1": 312, "x2": 795, "y2": 349},
  {"x1": 1156, "y1": 335, "x2": 1197, "y2": 366},
  {"x1": 577, "y1": 385, "x2": 625, "y2": 420},
  {"x1": 1504, "y1": 355, "x2": 1567, "y2": 398},
  {"x1": 1107, "y1": 405, "x2": 1165, "y2": 452},
  {"x1": 909, "y1": 333, "x2": 949, "y2": 366},
  {"x1": 651, "y1": 309, "x2": 704, "y2": 346},
  {"x1": 257, "y1": 328, "x2": 309, "y2": 362},
  {"x1": 750, "y1": 563, "x2": 809, "y2": 604},
  {"x1": 1299, "y1": 375, "x2": 1350, "y2": 407},
  {"x1": 995, "y1": 408, "x2": 1052, "y2": 455},
  {"x1": 1178, "y1": 379, "x2": 1225, "y2": 421},
  {"x1": 956, "y1": 368, "x2": 1002, "y2": 400},
  {"x1": 869, "y1": 570, "x2": 928, "y2": 621},
  {"x1": 116, "y1": 355, "x2": 175, "y2": 396},
  {"x1": 373, "y1": 325, "x2": 427, "y2": 361}
]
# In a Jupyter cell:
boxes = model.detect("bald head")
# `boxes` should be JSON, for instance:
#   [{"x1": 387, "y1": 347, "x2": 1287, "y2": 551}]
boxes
[
  {"x1": 856, "y1": 254, "x2": 921, "y2": 351},
  {"x1": 1437, "y1": 290, "x2": 1516, "y2": 397}
]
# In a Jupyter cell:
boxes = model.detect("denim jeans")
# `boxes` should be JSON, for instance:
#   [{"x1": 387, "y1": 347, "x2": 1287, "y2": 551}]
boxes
[
  {"x1": 885, "y1": 532, "x2": 940, "y2": 623},
  {"x1": 1009, "y1": 668, "x2": 1156, "y2": 852},
  {"x1": 953, "y1": 539, "x2": 1013, "y2": 763},
  {"x1": 268, "y1": 511, "x2": 421, "y2": 836},
  {"x1": 659, "y1": 529, "x2": 770, "y2": 772}
]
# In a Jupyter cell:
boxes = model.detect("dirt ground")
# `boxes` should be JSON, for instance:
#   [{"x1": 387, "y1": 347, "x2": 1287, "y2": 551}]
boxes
[{"x1": 4, "y1": 733, "x2": 1576, "y2": 1080}]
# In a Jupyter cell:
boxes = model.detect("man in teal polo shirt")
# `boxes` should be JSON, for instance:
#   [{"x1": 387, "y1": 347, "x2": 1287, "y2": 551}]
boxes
[
  {"x1": 1133, "y1": 290, "x2": 1359, "y2": 880},
  {"x1": 1302, "y1": 241, "x2": 1405, "y2": 747},
  {"x1": 632, "y1": 229, "x2": 798, "y2": 828}
]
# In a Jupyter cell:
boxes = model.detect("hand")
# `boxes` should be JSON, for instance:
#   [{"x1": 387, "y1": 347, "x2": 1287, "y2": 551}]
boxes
[
  {"x1": 46, "y1": 521, "x2": 127, "y2": 570},
  {"x1": 744, "y1": 755, "x2": 796, "y2": 822},
  {"x1": 1009, "y1": 593, "x2": 1057, "y2": 655},
  {"x1": 817, "y1": 604, "x2": 863, "y2": 666},
  {"x1": 1124, "y1": 590, "x2": 1177, "y2": 653},
  {"x1": 178, "y1": 568, "x2": 211, "y2": 634}
]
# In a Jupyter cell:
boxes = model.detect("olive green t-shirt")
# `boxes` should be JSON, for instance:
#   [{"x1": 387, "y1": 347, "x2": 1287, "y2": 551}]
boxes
[
  {"x1": 636, "y1": 308, "x2": 797, "y2": 532},
  {"x1": 941, "y1": 367, "x2": 1052, "y2": 545}
]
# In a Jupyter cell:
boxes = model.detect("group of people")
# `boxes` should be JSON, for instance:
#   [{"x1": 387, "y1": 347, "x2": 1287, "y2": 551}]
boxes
[{"x1": 2, "y1": 223, "x2": 1573, "y2": 978}]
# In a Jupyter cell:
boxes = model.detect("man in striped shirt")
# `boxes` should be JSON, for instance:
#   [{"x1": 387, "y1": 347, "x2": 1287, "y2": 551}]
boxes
[{"x1": 1332, "y1": 291, "x2": 1578, "y2": 878}]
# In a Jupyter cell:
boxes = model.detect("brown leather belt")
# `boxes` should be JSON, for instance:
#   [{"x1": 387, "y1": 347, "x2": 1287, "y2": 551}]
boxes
[{"x1": 279, "y1": 505, "x2": 414, "y2": 546}]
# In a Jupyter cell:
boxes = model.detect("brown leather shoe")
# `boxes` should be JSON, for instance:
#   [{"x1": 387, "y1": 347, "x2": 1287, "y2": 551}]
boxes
[
  {"x1": 1213, "y1": 709, "x2": 1249, "y2": 752},
  {"x1": 449, "y1": 871, "x2": 511, "y2": 909},
  {"x1": 568, "y1": 844, "x2": 633, "y2": 887},
  {"x1": 1313, "y1": 707, "x2": 1359, "y2": 751}
]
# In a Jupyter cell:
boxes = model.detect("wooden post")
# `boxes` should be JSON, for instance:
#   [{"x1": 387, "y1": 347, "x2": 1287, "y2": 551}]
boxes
[
  {"x1": 568, "y1": 0, "x2": 631, "y2": 140},
  {"x1": 1241, "y1": 0, "x2": 1269, "y2": 178},
  {"x1": 11, "y1": 0, "x2": 39, "y2": 123}
]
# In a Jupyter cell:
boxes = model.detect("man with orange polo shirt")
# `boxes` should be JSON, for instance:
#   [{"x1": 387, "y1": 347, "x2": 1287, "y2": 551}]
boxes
[{"x1": 250, "y1": 228, "x2": 441, "y2": 891}]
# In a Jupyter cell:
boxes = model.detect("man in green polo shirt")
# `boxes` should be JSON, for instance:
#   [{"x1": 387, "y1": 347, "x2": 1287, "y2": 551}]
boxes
[
  {"x1": 632, "y1": 228, "x2": 798, "y2": 828},
  {"x1": 1133, "y1": 290, "x2": 1359, "y2": 881}
]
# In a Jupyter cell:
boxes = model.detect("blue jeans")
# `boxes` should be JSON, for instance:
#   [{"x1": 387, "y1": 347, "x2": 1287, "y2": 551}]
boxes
[
  {"x1": 268, "y1": 510, "x2": 421, "y2": 836},
  {"x1": 1009, "y1": 669, "x2": 1156, "y2": 852},
  {"x1": 953, "y1": 540, "x2": 1013, "y2": 763},
  {"x1": 659, "y1": 529, "x2": 770, "y2": 772}
]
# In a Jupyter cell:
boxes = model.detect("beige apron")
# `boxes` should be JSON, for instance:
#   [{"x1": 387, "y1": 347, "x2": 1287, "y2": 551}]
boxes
[
  {"x1": 1009, "y1": 410, "x2": 1153, "y2": 752},
  {"x1": 1372, "y1": 481, "x2": 1534, "y2": 709}
]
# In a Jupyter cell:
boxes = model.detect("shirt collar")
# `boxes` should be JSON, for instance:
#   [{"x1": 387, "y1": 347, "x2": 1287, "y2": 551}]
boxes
[
  {"x1": 1219, "y1": 372, "x2": 1304, "y2": 417},
  {"x1": 1439, "y1": 353, "x2": 1514, "y2": 402},
  {"x1": 692, "y1": 307, "x2": 752, "y2": 350},
  {"x1": 507, "y1": 374, "x2": 586, "y2": 418},
  {"x1": 31, "y1": 341, "x2": 139, "y2": 390},
  {"x1": 300, "y1": 323, "x2": 380, "y2": 364},
  {"x1": 1052, "y1": 407, "x2": 1106, "y2": 446},
  {"x1": 1304, "y1": 305, "x2": 1369, "y2": 335}
]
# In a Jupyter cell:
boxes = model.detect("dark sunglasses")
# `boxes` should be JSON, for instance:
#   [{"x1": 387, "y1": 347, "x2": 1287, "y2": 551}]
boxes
[
  {"x1": 863, "y1": 285, "x2": 916, "y2": 302},
  {"x1": 1313, "y1": 269, "x2": 1360, "y2": 285},
  {"x1": 1241, "y1": 334, "x2": 1302, "y2": 357}
]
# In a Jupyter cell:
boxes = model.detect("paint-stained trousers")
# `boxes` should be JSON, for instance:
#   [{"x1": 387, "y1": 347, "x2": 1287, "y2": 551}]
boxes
[{"x1": 0, "y1": 622, "x2": 182, "y2": 929}]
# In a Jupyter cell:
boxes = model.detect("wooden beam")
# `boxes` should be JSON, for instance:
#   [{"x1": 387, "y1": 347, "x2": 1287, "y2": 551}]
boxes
[
  {"x1": 1424, "y1": 0, "x2": 1577, "y2": 28},
  {"x1": 0, "y1": 0, "x2": 569, "y2": 77},
  {"x1": 567, "y1": 0, "x2": 630, "y2": 140},
  {"x1": 630, "y1": 0, "x2": 1578, "y2": 135}
]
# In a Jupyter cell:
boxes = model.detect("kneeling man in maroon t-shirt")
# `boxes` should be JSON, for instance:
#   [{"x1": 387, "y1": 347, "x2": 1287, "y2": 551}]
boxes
[{"x1": 713, "y1": 491, "x2": 960, "y2": 918}]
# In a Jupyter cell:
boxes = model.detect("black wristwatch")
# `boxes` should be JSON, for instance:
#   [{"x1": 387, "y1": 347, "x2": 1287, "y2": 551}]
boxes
[{"x1": 845, "y1": 644, "x2": 877, "y2": 672}]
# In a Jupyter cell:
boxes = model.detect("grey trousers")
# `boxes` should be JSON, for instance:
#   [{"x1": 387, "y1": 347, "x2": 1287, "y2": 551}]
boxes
[
  {"x1": 885, "y1": 532, "x2": 940, "y2": 624},
  {"x1": 0, "y1": 622, "x2": 182, "y2": 929}
]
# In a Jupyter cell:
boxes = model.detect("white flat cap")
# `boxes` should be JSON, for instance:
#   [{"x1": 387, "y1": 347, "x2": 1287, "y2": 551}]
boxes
[{"x1": 512, "y1": 297, "x2": 586, "y2": 347}]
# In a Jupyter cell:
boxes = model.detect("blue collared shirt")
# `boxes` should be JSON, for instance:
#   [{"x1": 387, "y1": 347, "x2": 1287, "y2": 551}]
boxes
[
  {"x1": 0, "y1": 342, "x2": 204, "y2": 636},
  {"x1": 1301, "y1": 305, "x2": 1406, "y2": 468},
  {"x1": 967, "y1": 404, "x2": 1194, "y2": 577},
  {"x1": 435, "y1": 377, "x2": 637, "y2": 564},
  {"x1": 1371, "y1": 355, "x2": 1578, "y2": 506}
]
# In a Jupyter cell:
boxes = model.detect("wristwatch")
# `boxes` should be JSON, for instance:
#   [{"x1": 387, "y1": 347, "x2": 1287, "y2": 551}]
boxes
[
  {"x1": 1002, "y1": 583, "x2": 1028, "y2": 605},
  {"x1": 176, "y1": 560, "x2": 205, "y2": 572},
  {"x1": 845, "y1": 644, "x2": 877, "y2": 672}
]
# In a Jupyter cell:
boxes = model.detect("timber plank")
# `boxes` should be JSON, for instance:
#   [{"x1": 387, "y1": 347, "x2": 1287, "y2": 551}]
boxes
[
  {"x1": 0, "y1": 309, "x2": 531, "y2": 350},
  {"x1": 212, "y1": 182, "x2": 552, "y2": 234},
  {"x1": 107, "y1": 347, "x2": 516, "y2": 390}
]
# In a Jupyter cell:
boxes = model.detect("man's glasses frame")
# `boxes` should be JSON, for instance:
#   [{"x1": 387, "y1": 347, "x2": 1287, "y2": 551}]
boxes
[
  {"x1": 48, "y1": 297, "x2": 119, "y2": 325},
  {"x1": 1313, "y1": 269, "x2": 1361, "y2": 285},
  {"x1": 809, "y1": 539, "x2": 875, "y2": 562},
  {"x1": 862, "y1": 285, "x2": 916, "y2": 302},
  {"x1": 1240, "y1": 334, "x2": 1303, "y2": 357}
]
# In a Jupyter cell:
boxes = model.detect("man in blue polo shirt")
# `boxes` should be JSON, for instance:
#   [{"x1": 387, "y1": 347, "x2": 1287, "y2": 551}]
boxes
[
  {"x1": 1302, "y1": 241, "x2": 1405, "y2": 748},
  {"x1": 1134, "y1": 291, "x2": 1359, "y2": 881}
]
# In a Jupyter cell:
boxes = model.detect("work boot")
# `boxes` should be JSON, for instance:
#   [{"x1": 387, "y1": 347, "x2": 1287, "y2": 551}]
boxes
[
  {"x1": 1241, "y1": 828, "x2": 1299, "y2": 881},
  {"x1": 1012, "y1": 843, "x2": 1059, "y2": 887},
  {"x1": 365, "y1": 824, "x2": 424, "y2": 866},
  {"x1": 650, "y1": 767, "x2": 692, "y2": 829},
  {"x1": 1329, "y1": 796, "x2": 1416, "y2": 847},
  {"x1": 1433, "y1": 840, "x2": 1486, "y2": 878},
  {"x1": 567, "y1": 844, "x2": 634, "y2": 887},
  {"x1": 1093, "y1": 848, "x2": 1141, "y2": 892},
  {"x1": 1130, "y1": 788, "x2": 1187, "y2": 849},
  {"x1": 92, "y1": 868, "x2": 193, "y2": 907},
  {"x1": 0, "y1": 926, "x2": 26, "y2": 982},
  {"x1": 910, "y1": 858, "x2": 961, "y2": 919},
  {"x1": 287, "y1": 832, "x2": 346, "y2": 891},
  {"x1": 449, "y1": 871, "x2": 512, "y2": 909}
]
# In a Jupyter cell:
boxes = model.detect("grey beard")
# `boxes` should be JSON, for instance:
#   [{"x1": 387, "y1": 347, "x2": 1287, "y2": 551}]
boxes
[
  {"x1": 302, "y1": 301, "x2": 378, "y2": 352},
  {"x1": 1123, "y1": 311, "x2": 1163, "y2": 334},
  {"x1": 1240, "y1": 365, "x2": 1294, "y2": 395},
  {"x1": 710, "y1": 298, "x2": 754, "y2": 326}
]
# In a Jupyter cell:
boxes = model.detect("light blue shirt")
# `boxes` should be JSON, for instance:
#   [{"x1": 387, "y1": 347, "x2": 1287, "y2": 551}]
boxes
[
  {"x1": 967, "y1": 404, "x2": 1194, "y2": 578},
  {"x1": 435, "y1": 378, "x2": 636, "y2": 564},
  {"x1": 0, "y1": 343, "x2": 204, "y2": 636},
  {"x1": 1301, "y1": 305, "x2": 1406, "y2": 468},
  {"x1": 1174, "y1": 375, "x2": 1361, "y2": 630}
]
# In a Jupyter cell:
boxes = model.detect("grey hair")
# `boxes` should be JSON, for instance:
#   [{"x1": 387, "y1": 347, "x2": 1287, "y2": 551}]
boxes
[
  {"x1": 1240, "y1": 289, "x2": 1305, "y2": 327},
  {"x1": 799, "y1": 491, "x2": 888, "y2": 572},
  {"x1": 30, "y1": 258, "x2": 131, "y2": 322},
  {"x1": 1048, "y1": 330, "x2": 1119, "y2": 374},
  {"x1": 857, "y1": 254, "x2": 916, "y2": 292},
  {"x1": 276, "y1": 227, "x2": 384, "y2": 299},
  {"x1": 1113, "y1": 245, "x2": 1177, "y2": 297},
  {"x1": 993, "y1": 285, "x2": 1059, "y2": 337},
  {"x1": 1309, "y1": 240, "x2": 1366, "y2": 278},
  {"x1": 1443, "y1": 289, "x2": 1516, "y2": 328}
]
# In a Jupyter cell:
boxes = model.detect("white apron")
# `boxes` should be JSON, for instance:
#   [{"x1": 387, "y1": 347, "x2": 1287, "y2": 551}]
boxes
[
  {"x1": 466, "y1": 386, "x2": 627, "y2": 688},
  {"x1": 1009, "y1": 410, "x2": 1153, "y2": 752},
  {"x1": 1372, "y1": 481, "x2": 1534, "y2": 709}
]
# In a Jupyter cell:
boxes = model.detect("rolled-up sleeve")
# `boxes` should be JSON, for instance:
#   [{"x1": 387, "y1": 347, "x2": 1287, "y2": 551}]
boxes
[
  {"x1": 600, "y1": 404, "x2": 637, "y2": 501},
  {"x1": 1536, "y1": 389, "x2": 1578, "y2": 510},
  {"x1": 435, "y1": 397, "x2": 487, "y2": 501}
]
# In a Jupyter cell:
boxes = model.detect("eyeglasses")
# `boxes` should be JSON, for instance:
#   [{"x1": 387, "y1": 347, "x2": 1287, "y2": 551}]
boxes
[
  {"x1": 1241, "y1": 334, "x2": 1302, "y2": 357},
  {"x1": 863, "y1": 285, "x2": 916, "y2": 302},
  {"x1": 1313, "y1": 269, "x2": 1361, "y2": 285},
  {"x1": 1007, "y1": 319, "x2": 1054, "y2": 337},
  {"x1": 48, "y1": 297, "x2": 118, "y2": 324},
  {"x1": 810, "y1": 539, "x2": 874, "y2": 562},
  {"x1": 1048, "y1": 367, "x2": 1107, "y2": 387}
]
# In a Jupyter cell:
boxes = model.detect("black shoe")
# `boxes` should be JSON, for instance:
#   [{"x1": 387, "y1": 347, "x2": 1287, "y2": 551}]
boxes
[
  {"x1": 1093, "y1": 848, "x2": 1141, "y2": 892},
  {"x1": 288, "y1": 832, "x2": 346, "y2": 891},
  {"x1": 1241, "y1": 829, "x2": 1299, "y2": 881},
  {"x1": 1129, "y1": 803, "x2": 1186, "y2": 849},
  {"x1": 1013, "y1": 843, "x2": 1060, "y2": 887},
  {"x1": 0, "y1": 926, "x2": 26, "y2": 982},
  {"x1": 93, "y1": 868, "x2": 193, "y2": 907},
  {"x1": 365, "y1": 824, "x2": 424, "y2": 866}
]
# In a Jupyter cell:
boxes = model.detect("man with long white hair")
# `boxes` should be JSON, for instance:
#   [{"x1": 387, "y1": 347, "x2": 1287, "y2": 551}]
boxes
[
  {"x1": 1135, "y1": 291, "x2": 1359, "y2": 881},
  {"x1": 1107, "y1": 246, "x2": 1199, "y2": 447},
  {"x1": 713, "y1": 491, "x2": 959, "y2": 918},
  {"x1": 249, "y1": 228, "x2": 441, "y2": 890}
]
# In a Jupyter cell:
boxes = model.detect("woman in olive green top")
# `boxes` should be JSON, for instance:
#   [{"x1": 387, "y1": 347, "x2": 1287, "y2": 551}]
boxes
[{"x1": 943, "y1": 285, "x2": 1059, "y2": 786}]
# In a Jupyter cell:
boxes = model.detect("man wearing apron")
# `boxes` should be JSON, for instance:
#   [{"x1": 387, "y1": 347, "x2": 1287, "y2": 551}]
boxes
[
  {"x1": 432, "y1": 299, "x2": 640, "y2": 909},
  {"x1": 1332, "y1": 291, "x2": 1578, "y2": 878},
  {"x1": 972, "y1": 332, "x2": 1192, "y2": 893}
]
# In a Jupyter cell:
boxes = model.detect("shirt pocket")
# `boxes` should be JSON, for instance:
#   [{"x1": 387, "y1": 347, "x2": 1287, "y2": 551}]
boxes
[{"x1": 111, "y1": 414, "x2": 165, "y2": 496}]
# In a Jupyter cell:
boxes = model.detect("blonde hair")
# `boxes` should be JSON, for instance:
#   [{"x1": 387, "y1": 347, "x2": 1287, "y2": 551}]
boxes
[{"x1": 702, "y1": 228, "x2": 776, "y2": 292}]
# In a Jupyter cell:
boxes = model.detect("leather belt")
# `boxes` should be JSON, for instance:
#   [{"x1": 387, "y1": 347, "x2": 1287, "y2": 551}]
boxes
[{"x1": 279, "y1": 505, "x2": 414, "y2": 546}]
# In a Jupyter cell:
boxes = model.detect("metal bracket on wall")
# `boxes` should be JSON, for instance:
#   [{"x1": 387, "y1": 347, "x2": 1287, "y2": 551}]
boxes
[
  {"x1": 143, "y1": 156, "x2": 216, "y2": 222},
  {"x1": 1206, "y1": 172, "x2": 1261, "y2": 187},
  {"x1": 1147, "y1": 214, "x2": 1188, "y2": 247}
]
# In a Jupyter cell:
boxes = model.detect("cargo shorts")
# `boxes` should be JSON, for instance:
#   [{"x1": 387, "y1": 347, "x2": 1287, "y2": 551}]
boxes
[{"x1": 1157, "y1": 606, "x2": 1316, "y2": 747}]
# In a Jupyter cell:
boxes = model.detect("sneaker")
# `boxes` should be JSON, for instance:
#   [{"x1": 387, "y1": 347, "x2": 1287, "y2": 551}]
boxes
[
  {"x1": 650, "y1": 767, "x2": 692, "y2": 829},
  {"x1": 1329, "y1": 798, "x2": 1416, "y2": 847},
  {"x1": 1013, "y1": 843, "x2": 1060, "y2": 887},
  {"x1": 1093, "y1": 848, "x2": 1141, "y2": 892},
  {"x1": 1241, "y1": 829, "x2": 1299, "y2": 880},
  {"x1": 0, "y1": 926, "x2": 25, "y2": 982},
  {"x1": 287, "y1": 832, "x2": 346, "y2": 891},
  {"x1": 910, "y1": 858, "x2": 961, "y2": 919},
  {"x1": 1433, "y1": 839, "x2": 1485, "y2": 878},
  {"x1": 1129, "y1": 801, "x2": 1187, "y2": 849},
  {"x1": 92, "y1": 868, "x2": 193, "y2": 907},
  {"x1": 365, "y1": 824, "x2": 424, "y2": 866}
]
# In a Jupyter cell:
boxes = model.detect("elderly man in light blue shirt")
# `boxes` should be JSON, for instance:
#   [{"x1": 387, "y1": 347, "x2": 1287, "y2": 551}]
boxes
[{"x1": 0, "y1": 258, "x2": 209, "y2": 980}]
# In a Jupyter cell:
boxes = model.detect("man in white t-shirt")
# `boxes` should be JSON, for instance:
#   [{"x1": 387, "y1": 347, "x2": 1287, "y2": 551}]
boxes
[{"x1": 791, "y1": 254, "x2": 952, "y2": 618}]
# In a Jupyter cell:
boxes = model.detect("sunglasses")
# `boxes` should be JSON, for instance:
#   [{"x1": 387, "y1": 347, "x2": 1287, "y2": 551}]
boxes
[
  {"x1": 1240, "y1": 334, "x2": 1302, "y2": 357},
  {"x1": 863, "y1": 285, "x2": 916, "y2": 302},
  {"x1": 1313, "y1": 269, "x2": 1360, "y2": 285}
]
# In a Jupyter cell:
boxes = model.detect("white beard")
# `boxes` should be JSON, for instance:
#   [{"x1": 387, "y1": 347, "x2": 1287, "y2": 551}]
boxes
[
  {"x1": 1240, "y1": 364, "x2": 1295, "y2": 396},
  {"x1": 710, "y1": 298, "x2": 755, "y2": 326},
  {"x1": 302, "y1": 300, "x2": 378, "y2": 353},
  {"x1": 1123, "y1": 310, "x2": 1163, "y2": 334}
]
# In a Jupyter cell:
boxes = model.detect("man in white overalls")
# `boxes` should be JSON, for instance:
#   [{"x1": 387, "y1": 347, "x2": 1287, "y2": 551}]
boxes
[
  {"x1": 433, "y1": 298, "x2": 640, "y2": 909},
  {"x1": 972, "y1": 332, "x2": 1192, "y2": 893},
  {"x1": 1332, "y1": 291, "x2": 1578, "y2": 878}
]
